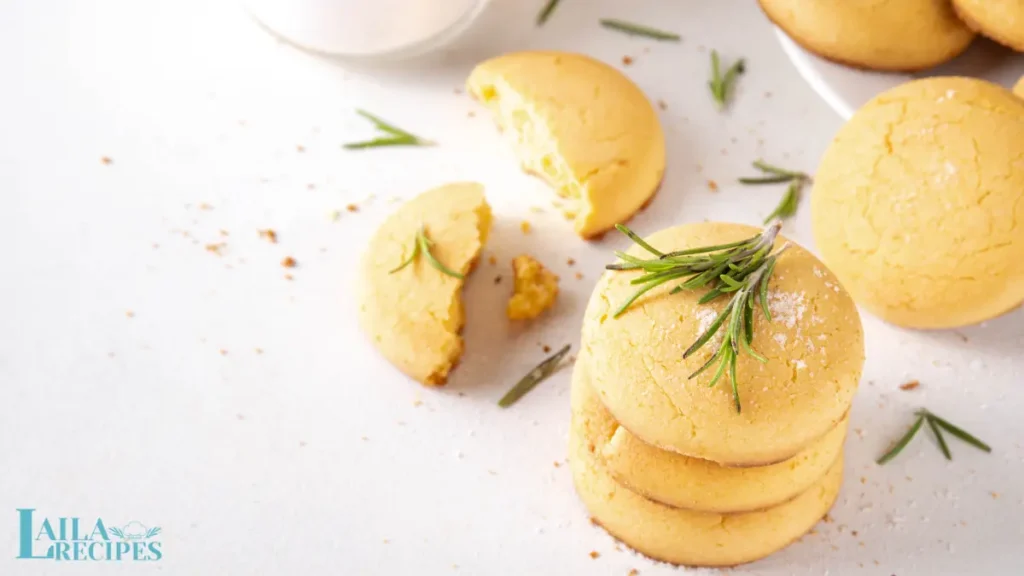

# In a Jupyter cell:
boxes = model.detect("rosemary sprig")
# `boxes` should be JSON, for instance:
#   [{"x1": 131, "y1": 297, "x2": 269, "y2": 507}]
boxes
[
  {"x1": 343, "y1": 109, "x2": 435, "y2": 150},
  {"x1": 708, "y1": 50, "x2": 745, "y2": 110},
  {"x1": 606, "y1": 220, "x2": 789, "y2": 412},
  {"x1": 537, "y1": 0, "x2": 561, "y2": 25},
  {"x1": 389, "y1": 226, "x2": 464, "y2": 279},
  {"x1": 877, "y1": 409, "x2": 991, "y2": 465},
  {"x1": 738, "y1": 160, "x2": 810, "y2": 223},
  {"x1": 498, "y1": 344, "x2": 571, "y2": 408},
  {"x1": 599, "y1": 19, "x2": 680, "y2": 41}
]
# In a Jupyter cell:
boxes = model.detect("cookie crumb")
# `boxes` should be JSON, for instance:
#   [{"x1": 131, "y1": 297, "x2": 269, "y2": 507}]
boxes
[
  {"x1": 296, "y1": 145, "x2": 305, "y2": 152},
  {"x1": 707, "y1": 179, "x2": 719, "y2": 192},
  {"x1": 412, "y1": 399, "x2": 423, "y2": 407},
  {"x1": 990, "y1": 491, "x2": 1000, "y2": 499},
  {"x1": 205, "y1": 243, "x2": 226, "y2": 255},
  {"x1": 329, "y1": 210, "x2": 341, "y2": 221},
  {"x1": 198, "y1": 203, "x2": 214, "y2": 210},
  {"x1": 520, "y1": 221, "x2": 532, "y2": 234},
  {"x1": 899, "y1": 380, "x2": 920, "y2": 391},
  {"x1": 589, "y1": 551, "x2": 600, "y2": 559},
  {"x1": 567, "y1": 258, "x2": 575, "y2": 266},
  {"x1": 284, "y1": 274, "x2": 294, "y2": 281},
  {"x1": 346, "y1": 203, "x2": 359, "y2": 213},
  {"x1": 575, "y1": 272, "x2": 584, "y2": 280},
  {"x1": 254, "y1": 348, "x2": 263, "y2": 355},
  {"x1": 100, "y1": 156, "x2": 113, "y2": 165},
  {"x1": 306, "y1": 183, "x2": 316, "y2": 190},
  {"x1": 281, "y1": 256, "x2": 297, "y2": 268},
  {"x1": 543, "y1": 345, "x2": 551, "y2": 353},
  {"x1": 219, "y1": 229, "x2": 229, "y2": 237},
  {"x1": 125, "y1": 310, "x2": 135, "y2": 318},
  {"x1": 628, "y1": 570, "x2": 639, "y2": 576},
  {"x1": 494, "y1": 275, "x2": 502, "y2": 284},
  {"x1": 220, "y1": 349, "x2": 228, "y2": 356},
  {"x1": 488, "y1": 255, "x2": 498, "y2": 265},
  {"x1": 258, "y1": 229, "x2": 278, "y2": 243},
  {"x1": 467, "y1": 111, "x2": 475, "y2": 118},
  {"x1": 621, "y1": 55, "x2": 634, "y2": 66},
  {"x1": 553, "y1": 461, "x2": 561, "y2": 468},
  {"x1": 657, "y1": 100, "x2": 667, "y2": 111}
]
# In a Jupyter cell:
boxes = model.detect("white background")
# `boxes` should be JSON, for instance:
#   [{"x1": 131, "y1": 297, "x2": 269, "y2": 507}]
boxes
[{"x1": 0, "y1": 1, "x2": 1022, "y2": 575}]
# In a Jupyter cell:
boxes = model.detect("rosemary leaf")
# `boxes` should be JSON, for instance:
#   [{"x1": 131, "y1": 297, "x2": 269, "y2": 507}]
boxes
[
  {"x1": 752, "y1": 160, "x2": 806, "y2": 179},
  {"x1": 344, "y1": 110, "x2": 435, "y2": 149},
  {"x1": 927, "y1": 417, "x2": 953, "y2": 460},
  {"x1": 684, "y1": 303, "x2": 733, "y2": 359},
  {"x1": 876, "y1": 414, "x2": 925, "y2": 465},
  {"x1": 599, "y1": 19, "x2": 680, "y2": 41},
  {"x1": 928, "y1": 413, "x2": 992, "y2": 453},
  {"x1": 738, "y1": 175, "x2": 793, "y2": 185},
  {"x1": 388, "y1": 238, "x2": 421, "y2": 274},
  {"x1": 763, "y1": 180, "x2": 801, "y2": 223},
  {"x1": 708, "y1": 50, "x2": 745, "y2": 110},
  {"x1": 616, "y1": 224, "x2": 665, "y2": 256},
  {"x1": 536, "y1": 0, "x2": 561, "y2": 26},
  {"x1": 728, "y1": 346, "x2": 741, "y2": 412},
  {"x1": 389, "y1": 227, "x2": 463, "y2": 279},
  {"x1": 498, "y1": 344, "x2": 571, "y2": 408}
]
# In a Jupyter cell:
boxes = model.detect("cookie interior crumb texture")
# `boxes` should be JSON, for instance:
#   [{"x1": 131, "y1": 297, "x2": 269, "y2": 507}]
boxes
[
  {"x1": 358, "y1": 182, "x2": 492, "y2": 386},
  {"x1": 467, "y1": 51, "x2": 666, "y2": 238},
  {"x1": 507, "y1": 255, "x2": 559, "y2": 320}
]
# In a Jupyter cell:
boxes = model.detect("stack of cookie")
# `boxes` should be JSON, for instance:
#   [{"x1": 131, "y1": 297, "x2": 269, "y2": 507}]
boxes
[{"x1": 570, "y1": 222, "x2": 865, "y2": 567}]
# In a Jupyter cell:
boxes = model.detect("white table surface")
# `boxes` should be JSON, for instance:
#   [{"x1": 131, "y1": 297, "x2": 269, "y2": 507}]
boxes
[{"x1": 1, "y1": 1, "x2": 1021, "y2": 575}]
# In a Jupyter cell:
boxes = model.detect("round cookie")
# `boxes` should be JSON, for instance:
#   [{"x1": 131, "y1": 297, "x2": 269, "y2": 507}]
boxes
[
  {"x1": 572, "y1": 353, "x2": 847, "y2": 513},
  {"x1": 759, "y1": 0, "x2": 975, "y2": 71},
  {"x1": 812, "y1": 77, "x2": 1024, "y2": 328},
  {"x1": 467, "y1": 51, "x2": 666, "y2": 239},
  {"x1": 570, "y1": 407, "x2": 843, "y2": 567},
  {"x1": 953, "y1": 0, "x2": 1024, "y2": 51},
  {"x1": 1014, "y1": 75, "x2": 1024, "y2": 98},
  {"x1": 358, "y1": 182, "x2": 492, "y2": 386},
  {"x1": 582, "y1": 222, "x2": 864, "y2": 466}
]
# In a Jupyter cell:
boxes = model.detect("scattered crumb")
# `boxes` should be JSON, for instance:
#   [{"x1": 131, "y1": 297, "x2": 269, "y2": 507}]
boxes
[
  {"x1": 467, "y1": 111, "x2": 475, "y2": 118},
  {"x1": 494, "y1": 275, "x2": 502, "y2": 284},
  {"x1": 707, "y1": 179, "x2": 719, "y2": 192},
  {"x1": 621, "y1": 55, "x2": 634, "y2": 66},
  {"x1": 991, "y1": 492, "x2": 1000, "y2": 499},
  {"x1": 306, "y1": 183, "x2": 316, "y2": 190},
  {"x1": 657, "y1": 99, "x2": 667, "y2": 111},
  {"x1": 553, "y1": 461, "x2": 561, "y2": 468},
  {"x1": 125, "y1": 310, "x2": 135, "y2": 318},
  {"x1": 628, "y1": 570, "x2": 639, "y2": 576},
  {"x1": 412, "y1": 399, "x2": 423, "y2": 407},
  {"x1": 899, "y1": 380, "x2": 920, "y2": 391},
  {"x1": 860, "y1": 476, "x2": 867, "y2": 484},
  {"x1": 851, "y1": 530, "x2": 859, "y2": 537},
  {"x1": 219, "y1": 349, "x2": 228, "y2": 356},
  {"x1": 205, "y1": 243, "x2": 226, "y2": 255},
  {"x1": 281, "y1": 256, "x2": 297, "y2": 268},
  {"x1": 361, "y1": 436, "x2": 369, "y2": 441},
  {"x1": 543, "y1": 345, "x2": 552, "y2": 353},
  {"x1": 284, "y1": 274, "x2": 294, "y2": 281},
  {"x1": 575, "y1": 272, "x2": 584, "y2": 280},
  {"x1": 529, "y1": 206, "x2": 544, "y2": 214},
  {"x1": 823, "y1": 514, "x2": 833, "y2": 523},
  {"x1": 954, "y1": 331, "x2": 969, "y2": 343},
  {"x1": 258, "y1": 229, "x2": 278, "y2": 243},
  {"x1": 453, "y1": 87, "x2": 463, "y2": 95},
  {"x1": 488, "y1": 255, "x2": 498, "y2": 265},
  {"x1": 198, "y1": 203, "x2": 214, "y2": 210},
  {"x1": 589, "y1": 551, "x2": 600, "y2": 560},
  {"x1": 507, "y1": 255, "x2": 559, "y2": 320},
  {"x1": 296, "y1": 145, "x2": 305, "y2": 152},
  {"x1": 254, "y1": 348, "x2": 263, "y2": 355},
  {"x1": 764, "y1": 91, "x2": 773, "y2": 98},
  {"x1": 100, "y1": 156, "x2": 113, "y2": 165},
  {"x1": 520, "y1": 221, "x2": 532, "y2": 234},
  {"x1": 382, "y1": 538, "x2": 389, "y2": 544},
  {"x1": 219, "y1": 229, "x2": 229, "y2": 237},
  {"x1": 346, "y1": 204, "x2": 359, "y2": 213},
  {"x1": 567, "y1": 258, "x2": 575, "y2": 266}
]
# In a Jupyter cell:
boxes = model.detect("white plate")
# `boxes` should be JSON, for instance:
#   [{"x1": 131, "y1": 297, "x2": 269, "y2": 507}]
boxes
[{"x1": 775, "y1": 28, "x2": 1024, "y2": 119}]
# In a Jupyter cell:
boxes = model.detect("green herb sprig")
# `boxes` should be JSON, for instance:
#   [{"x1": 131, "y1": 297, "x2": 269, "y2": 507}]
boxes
[
  {"x1": 344, "y1": 110, "x2": 435, "y2": 150},
  {"x1": 498, "y1": 344, "x2": 572, "y2": 408},
  {"x1": 537, "y1": 0, "x2": 561, "y2": 25},
  {"x1": 606, "y1": 220, "x2": 788, "y2": 412},
  {"x1": 877, "y1": 408, "x2": 991, "y2": 465},
  {"x1": 708, "y1": 50, "x2": 745, "y2": 110},
  {"x1": 599, "y1": 19, "x2": 680, "y2": 41},
  {"x1": 389, "y1": 226, "x2": 464, "y2": 279},
  {"x1": 739, "y1": 160, "x2": 810, "y2": 223}
]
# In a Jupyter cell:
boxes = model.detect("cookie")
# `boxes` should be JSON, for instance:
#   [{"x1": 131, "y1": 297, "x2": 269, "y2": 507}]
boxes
[
  {"x1": 357, "y1": 182, "x2": 491, "y2": 385},
  {"x1": 570, "y1": 409, "x2": 843, "y2": 567},
  {"x1": 581, "y1": 222, "x2": 864, "y2": 466},
  {"x1": 953, "y1": 0, "x2": 1024, "y2": 51},
  {"x1": 1014, "y1": 75, "x2": 1024, "y2": 98},
  {"x1": 572, "y1": 353, "x2": 847, "y2": 513},
  {"x1": 812, "y1": 77, "x2": 1024, "y2": 328},
  {"x1": 759, "y1": 0, "x2": 975, "y2": 71},
  {"x1": 467, "y1": 51, "x2": 665, "y2": 238}
]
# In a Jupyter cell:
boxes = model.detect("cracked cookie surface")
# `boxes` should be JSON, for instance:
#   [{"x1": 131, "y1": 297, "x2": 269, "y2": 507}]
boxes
[
  {"x1": 358, "y1": 182, "x2": 491, "y2": 386},
  {"x1": 466, "y1": 51, "x2": 665, "y2": 238},
  {"x1": 811, "y1": 77, "x2": 1024, "y2": 329},
  {"x1": 581, "y1": 222, "x2": 863, "y2": 466},
  {"x1": 953, "y1": 0, "x2": 1024, "y2": 52}
]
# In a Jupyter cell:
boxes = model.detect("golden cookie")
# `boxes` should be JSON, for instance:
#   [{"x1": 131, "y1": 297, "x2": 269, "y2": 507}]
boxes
[
  {"x1": 570, "y1": 409, "x2": 843, "y2": 567},
  {"x1": 812, "y1": 77, "x2": 1024, "y2": 328},
  {"x1": 759, "y1": 0, "x2": 975, "y2": 71},
  {"x1": 358, "y1": 182, "x2": 491, "y2": 385},
  {"x1": 572, "y1": 353, "x2": 847, "y2": 513},
  {"x1": 1014, "y1": 75, "x2": 1024, "y2": 98},
  {"x1": 581, "y1": 222, "x2": 863, "y2": 466},
  {"x1": 467, "y1": 51, "x2": 665, "y2": 238},
  {"x1": 953, "y1": 0, "x2": 1024, "y2": 51}
]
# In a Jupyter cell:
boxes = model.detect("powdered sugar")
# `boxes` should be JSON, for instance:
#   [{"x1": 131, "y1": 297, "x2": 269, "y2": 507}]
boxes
[
  {"x1": 768, "y1": 290, "x2": 807, "y2": 329},
  {"x1": 696, "y1": 307, "x2": 719, "y2": 335}
]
